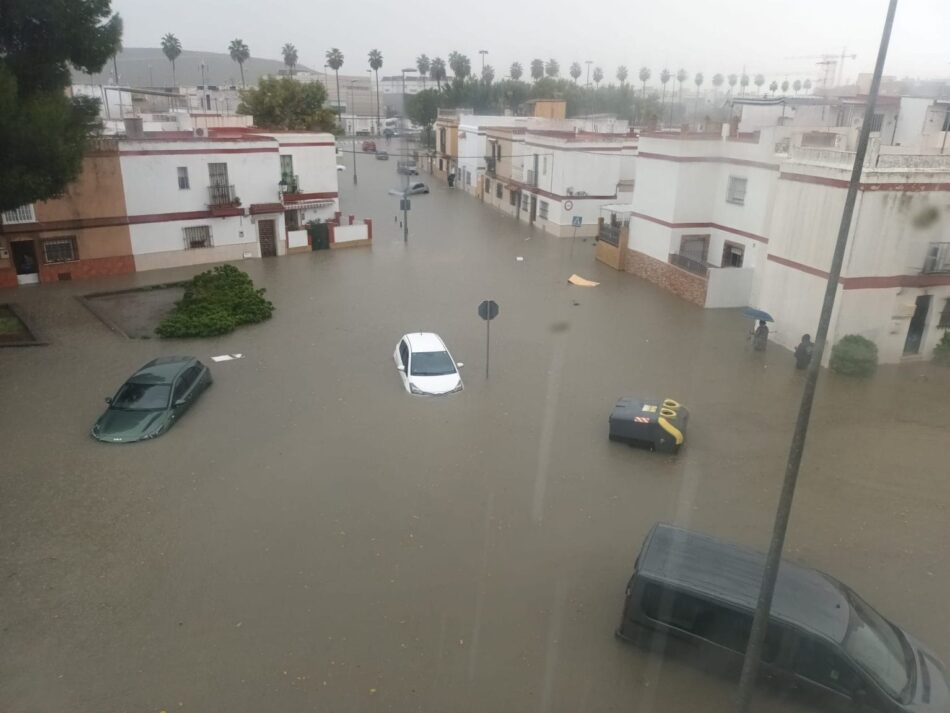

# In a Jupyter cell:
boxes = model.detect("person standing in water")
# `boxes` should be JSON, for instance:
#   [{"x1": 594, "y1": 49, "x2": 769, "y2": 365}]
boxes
[
  {"x1": 753, "y1": 320, "x2": 770, "y2": 351},
  {"x1": 794, "y1": 334, "x2": 814, "y2": 369}
]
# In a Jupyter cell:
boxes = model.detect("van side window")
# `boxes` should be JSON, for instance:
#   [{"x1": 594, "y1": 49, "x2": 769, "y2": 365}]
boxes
[
  {"x1": 792, "y1": 638, "x2": 862, "y2": 696},
  {"x1": 641, "y1": 583, "x2": 783, "y2": 658}
]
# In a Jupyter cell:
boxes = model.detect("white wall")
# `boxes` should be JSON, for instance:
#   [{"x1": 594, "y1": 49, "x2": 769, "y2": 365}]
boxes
[
  {"x1": 129, "y1": 215, "x2": 262, "y2": 255},
  {"x1": 288, "y1": 229, "x2": 309, "y2": 249},
  {"x1": 266, "y1": 133, "x2": 340, "y2": 197},
  {"x1": 334, "y1": 223, "x2": 369, "y2": 244},
  {"x1": 705, "y1": 267, "x2": 755, "y2": 308},
  {"x1": 894, "y1": 98, "x2": 932, "y2": 147}
]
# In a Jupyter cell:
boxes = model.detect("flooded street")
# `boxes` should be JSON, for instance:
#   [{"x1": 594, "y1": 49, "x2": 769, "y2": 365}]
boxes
[{"x1": 2, "y1": 143, "x2": 949, "y2": 712}]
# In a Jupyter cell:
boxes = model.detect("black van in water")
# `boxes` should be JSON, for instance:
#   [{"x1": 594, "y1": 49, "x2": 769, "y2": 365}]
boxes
[{"x1": 617, "y1": 524, "x2": 949, "y2": 712}]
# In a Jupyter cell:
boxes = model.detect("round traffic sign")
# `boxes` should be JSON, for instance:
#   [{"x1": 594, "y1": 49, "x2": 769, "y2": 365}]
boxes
[{"x1": 564, "y1": 200, "x2": 574, "y2": 211}]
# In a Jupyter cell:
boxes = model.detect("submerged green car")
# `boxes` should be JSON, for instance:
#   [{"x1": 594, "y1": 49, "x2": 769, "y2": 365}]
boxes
[{"x1": 92, "y1": 356, "x2": 212, "y2": 443}]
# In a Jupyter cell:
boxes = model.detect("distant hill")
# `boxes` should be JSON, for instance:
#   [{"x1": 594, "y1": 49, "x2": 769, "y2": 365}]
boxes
[{"x1": 72, "y1": 47, "x2": 313, "y2": 89}]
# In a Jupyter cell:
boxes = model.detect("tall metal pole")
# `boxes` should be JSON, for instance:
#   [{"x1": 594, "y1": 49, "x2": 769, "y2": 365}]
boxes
[
  {"x1": 735, "y1": 2, "x2": 899, "y2": 711},
  {"x1": 485, "y1": 314, "x2": 490, "y2": 379},
  {"x1": 349, "y1": 82, "x2": 358, "y2": 185}
]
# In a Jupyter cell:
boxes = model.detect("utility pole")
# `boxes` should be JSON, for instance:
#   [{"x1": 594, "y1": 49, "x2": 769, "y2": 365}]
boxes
[
  {"x1": 349, "y1": 81, "x2": 358, "y2": 185},
  {"x1": 479, "y1": 50, "x2": 488, "y2": 74},
  {"x1": 734, "y1": 1, "x2": 900, "y2": 711},
  {"x1": 585, "y1": 60, "x2": 593, "y2": 87}
]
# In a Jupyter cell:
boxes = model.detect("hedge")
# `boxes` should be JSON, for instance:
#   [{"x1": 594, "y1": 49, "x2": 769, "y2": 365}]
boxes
[
  {"x1": 933, "y1": 331, "x2": 950, "y2": 366},
  {"x1": 829, "y1": 334, "x2": 878, "y2": 377}
]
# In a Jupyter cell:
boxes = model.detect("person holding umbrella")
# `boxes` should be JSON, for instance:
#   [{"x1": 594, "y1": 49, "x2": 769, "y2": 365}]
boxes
[{"x1": 742, "y1": 307, "x2": 774, "y2": 352}]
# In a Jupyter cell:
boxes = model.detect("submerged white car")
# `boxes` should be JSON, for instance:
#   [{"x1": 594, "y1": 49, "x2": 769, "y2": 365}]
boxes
[{"x1": 393, "y1": 332, "x2": 463, "y2": 395}]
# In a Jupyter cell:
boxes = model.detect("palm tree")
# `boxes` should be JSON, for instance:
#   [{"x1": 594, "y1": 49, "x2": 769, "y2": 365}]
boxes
[
  {"x1": 416, "y1": 54, "x2": 430, "y2": 90},
  {"x1": 161, "y1": 33, "x2": 182, "y2": 86},
  {"x1": 694, "y1": 72, "x2": 704, "y2": 94},
  {"x1": 545, "y1": 59, "x2": 559, "y2": 78},
  {"x1": 639, "y1": 66, "x2": 651, "y2": 99},
  {"x1": 228, "y1": 39, "x2": 250, "y2": 88},
  {"x1": 530, "y1": 59, "x2": 544, "y2": 82},
  {"x1": 659, "y1": 68, "x2": 671, "y2": 104},
  {"x1": 569, "y1": 62, "x2": 582, "y2": 83},
  {"x1": 448, "y1": 52, "x2": 470, "y2": 88},
  {"x1": 727, "y1": 73, "x2": 738, "y2": 95},
  {"x1": 740, "y1": 73, "x2": 750, "y2": 95},
  {"x1": 510, "y1": 62, "x2": 523, "y2": 81},
  {"x1": 793, "y1": 79, "x2": 802, "y2": 94},
  {"x1": 430, "y1": 57, "x2": 447, "y2": 90},
  {"x1": 617, "y1": 65, "x2": 628, "y2": 86},
  {"x1": 482, "y1": 65, "x2": 494, "y2": 84},
  {"x1": 712, "y1": 73, "x2": 724, "y2": 93},
  {"x1": 282, "y1": 43, "x2": 298, "y2": 76},
  {"x1": 754, "y1": 73, "x2": 765, "y2": 95},
  {"x1": 769, "y1": 80, "x2": 778, "y2": 95},
  {"x1": 593, "y1": 66, "x2": 603, "y2": 86},
  {"x1": 803, "y1": 78, "x2": 813, "y2": 94},
  {"x1": 676, "y1": 68, "x2": 688, "y2": 102},
  {"x1": 368, "y1": 49, "x2": 383, "y2": 133},
  {"x1": 781, "y1": 79, "x2": 790, "y2": 94},
  {"x1": 326, "y1": 48, "x2": 344, "y2": 125}
]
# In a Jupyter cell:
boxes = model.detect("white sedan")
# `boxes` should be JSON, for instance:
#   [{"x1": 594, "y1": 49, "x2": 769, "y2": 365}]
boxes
[{"x1": 393, "y1": 332, "x2": 463, "y2": 395}]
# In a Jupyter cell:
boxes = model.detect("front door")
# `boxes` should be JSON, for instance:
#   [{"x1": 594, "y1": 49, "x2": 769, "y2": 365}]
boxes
[
  {"x1": 903, "y1": 295, "x2": 932, "y2": 355},
  {"x1": 258, "y1": 219, "x2": 277, "y2": 257},
  {"x1": 529, "y1": 195, "x2": 537, "y2": 224},
  {"x1": 10, "y1": 240, "x2": 39, "y2": 285}
]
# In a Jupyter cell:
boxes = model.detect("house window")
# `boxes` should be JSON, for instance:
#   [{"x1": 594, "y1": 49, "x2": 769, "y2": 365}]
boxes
[
  {"x1": 726, "y1": 176, "x2": 747, "y2": 205},
  {"x1": 542, "y1": 156, "x2": 548, "y2": 175},
  {"x1": 868, "y1": 113, "x2": 884, "y2": 132},
  {"x1": 680, "y1": 234, "x2": 709, "y2": 263},
  {"x1": 208, "y1": 162, "x2": 229, "y2": 186},
  {"x1": 280, "y1": 155, "x2": 294, "y2": 181},
  {"x1": 722, "y1": 242, "x2": 745, "y2": 268},
  {"x1": 496, "y1": 183, "x2": 503, "y2": 199},
  {"x1": 42, "y1": 237, "x2": 78, "y2": 263},
  {"x1": 183, "y1": 225, "x2": 212, "y2": 249},
  {"x1": 539, "y1": 201, "x2": 549, "y2": 219},
  {"x1": 485, "y1": 178, "x2": 491, "y2": 193},
  {"x1": 2, "y1": 204, "x2": 36, "y2": 224},
  {"x1": 510, "y1": 190, "x2": 518, "y2": 207},
  {"x1": 177, "y1": 167, "x2": 190, "y2": 190},
  {"x1": 938, "y1": 299, "x2": 950, "y2": 329},
  {"x1": 439, "y1": 159, "x2": 444, "y2": 171},
  {"x1": 466, "y1": 171, "x2": 472, "y2": 186},
  {"x1": 286, "y1": 210, "x2": 300, "y2": 231}
]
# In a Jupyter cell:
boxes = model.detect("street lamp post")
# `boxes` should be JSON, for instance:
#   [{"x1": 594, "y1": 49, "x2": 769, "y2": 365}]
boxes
[
  {"x1": 200, "y1": 61, "x2": 208, "y2": 111},
  {"x1": 401, "y1": 67, "x2": 416, "y2": 126},
  {"x1": 479, "y1": 49, "x2": 488, "y2": 74},
  {"x1": 349, "y1": 80, "x2": 359, "y2": 185},
  {"x1": 585, "y1": 60, "x2": 593, "y2": 87}
]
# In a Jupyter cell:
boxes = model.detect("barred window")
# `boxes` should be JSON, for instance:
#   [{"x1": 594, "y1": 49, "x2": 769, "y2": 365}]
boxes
[
  {"x1": 539, "y1": 201, "x2": 549, "y2": 219},
  {"x1": 2, "y1": 204, "x2": 36, "y2": 224},
  {"x1": 496, "y1": 182, "x2": 503, "y2": 199},
  {"x1": 177, "y1": 167, "x2": 190, "y2": 190},
  {"x1": 183, "y1": 225, "x2": 212, "y2": 249},
  {"x1": 726, "y1": 177, "x2": 748, "y2": 206},
  {"x1": 42, "y1": 237, "x2": 78, "y2": 263}
]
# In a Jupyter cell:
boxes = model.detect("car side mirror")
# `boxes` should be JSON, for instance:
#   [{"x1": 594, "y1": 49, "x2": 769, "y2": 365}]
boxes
[
  {"x1": 397, "y1": 365, "x2": 405, "y2": 372},
  {"x1": 456, "y1": 362, "x2": 464, "y2": 368},
  {"x1": 104, "y1": 396, "x2": 112, "y2": 404}
]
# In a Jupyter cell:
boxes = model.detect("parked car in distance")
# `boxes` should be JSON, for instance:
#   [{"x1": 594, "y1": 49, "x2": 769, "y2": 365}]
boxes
[
  {"x1": 617, "y1": 523, "x2": 950, "y2": 713},
  {"x1": 397, "y1": 161, "x2": 419, "y2": 175},
  {"x1": 362, "y1": 140, "x2": 377, "y2": 153},
  {"x1": 383, "y1": 128, "x2": 398, "y2": 138},
  {"x1": 406, "y1": 181, "x2": 429, "y2": 194},
  {"x1": 92, "y1": 356, "x2": 212, "y2": 443},
  {"x1": 393, "y1": 332, "x2": 463, "y2": 396},
  {"x1": 376, "y1": 151, "x2": 390, "y2": 161}
]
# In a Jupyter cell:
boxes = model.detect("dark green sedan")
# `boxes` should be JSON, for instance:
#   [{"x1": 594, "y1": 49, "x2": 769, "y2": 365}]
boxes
[{"x1": 92, "y1": 356, "x2": 212, "y2": 443}]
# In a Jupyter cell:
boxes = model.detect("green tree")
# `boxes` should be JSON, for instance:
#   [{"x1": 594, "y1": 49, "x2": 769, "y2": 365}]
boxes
[
  {"x1": 510, "y1": 62, "x2": 523, "y2": 81},
  {"x1": 769, "y1": 80, "x2": 778, "y2": 95},
  {"x1": 228, "y1": 39, "x2": 250, "y2": 88},
  {"x1": 793, "y1": 78, "x2": 802, "y2": 94},
  {"x1": 676, "y1": 68, "x2": 687, "y2": 101},
  {"x1": 530, "y1": 59, "x2": 544, "y2": 82},
  {"x1": 326, "y1": 47, "x2": 344, "y2": 124},
  {"x1": 406, "y1": 89, "x2": 440, "y2": 144},
  {"x1": 570, "y1": 62, "x2": 582, "y2": 83},
  {"x1": 781, "y1": 79, "x2": 790, "y2": 94},
  {"x1": 592, "y1": 66, "x2": 603, "y2": 86},
  {"x1": 617, "y1": 65, "x2": 628, "y2": 86},
  {"x1": 416, "y1": 54, "x2": 430, "y2": 90},
  {"x1": 0, "y1": 0, "x2": 122, "y2": 213},
  {"x1": 481, "y1": 65, "x2": 494, "y2": 85},
  {"x1": 430, "y1": 57, "x2": 446, "y2": 91},
  {"x1": 712, "y1": 73, "x2": 724, "y2": 93},
  {"x1": 237, "y1": 77, "x2": 335, "y2": 131},
  {"x1": 448, "y1": 52, "x2": 470, "y2": 88},
  {"x1": 803, "y1": 78, "x2": 813, "y2": 93},
  {"x1": 727, "y1": 73, "x2": 738, "y2": 94},
  {"x1": 659, "y1": 68, "x2": 671, "y2": 105},
  {"x1": 754, "y1": 73, "x2": 765, "y2": 94},
  {"x1": 739, "y1": 73, "x2": 750, "y2": 94},
  {"x1": 639, "y1": 67, "x2": 651, "y2": 97},
  {"x1": 281, "y1": 43, "x2": 298, "y2": 76},
  {"x1": 161, "y1": 33, "x2": 182, "y2": 85},
  {"x1": 545, "y1": 59, "x2": 560, "y2": 78},
  {"x1": 368, "y1": 49, "x2": 383, "y2": 131},
  {"x1": 694, "y1": 72, "x2": 704, "y2": 93}
]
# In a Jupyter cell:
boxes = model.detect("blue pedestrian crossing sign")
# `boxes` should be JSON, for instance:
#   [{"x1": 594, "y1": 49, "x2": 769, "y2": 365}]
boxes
[{"x1": 571, "y1": 216, "x2": 583, "y2": 228}]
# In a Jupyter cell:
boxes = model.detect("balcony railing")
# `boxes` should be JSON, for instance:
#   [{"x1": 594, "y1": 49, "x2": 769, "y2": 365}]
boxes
[
  {"x1": 598, "y1": 224, "x2": 622, "y2": 247},
  {"x1": 485, "y1": 157, "x2": 496, "y2": 175},
  {"x1": 669, "y1": 252, "x2": 709, "y2": 277},
  {"x1": 280, "y1": 174, "x2": 300, "y2": 195},
  {"x1": 923, "y1": 242, "x2": 950, "y2": 274},
  {"x1": 208, "y1": 184, "x2": 237, "y2": 206}
]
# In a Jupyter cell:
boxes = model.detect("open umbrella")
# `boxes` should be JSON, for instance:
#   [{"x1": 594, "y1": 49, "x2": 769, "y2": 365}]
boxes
[{"x1": 742, "y1": 307, "x2": 774, "y2": 322}]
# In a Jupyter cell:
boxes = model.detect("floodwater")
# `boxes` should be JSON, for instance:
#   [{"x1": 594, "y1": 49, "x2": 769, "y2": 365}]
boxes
[{"x1": 2, "y1": 141, "x2": 949, "y2": 712}]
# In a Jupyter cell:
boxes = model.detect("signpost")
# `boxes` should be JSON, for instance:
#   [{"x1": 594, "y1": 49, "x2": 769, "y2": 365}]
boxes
[
  {"x1": 477, "y1": 300, "x2": 499, "y2": 378},
  {"x1": 571, "y1": 215, "x2": 583, "y2": 256}
]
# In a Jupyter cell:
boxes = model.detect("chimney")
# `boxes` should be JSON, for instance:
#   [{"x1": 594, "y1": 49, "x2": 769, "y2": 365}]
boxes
[{"x1": 123, "y1": 117, "x2": 144, "y2": 139}]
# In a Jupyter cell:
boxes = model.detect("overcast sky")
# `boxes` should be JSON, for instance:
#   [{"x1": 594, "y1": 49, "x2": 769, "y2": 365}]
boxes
[{"x1": 113, "y1": 0, "x2": 949, "y2": 83}]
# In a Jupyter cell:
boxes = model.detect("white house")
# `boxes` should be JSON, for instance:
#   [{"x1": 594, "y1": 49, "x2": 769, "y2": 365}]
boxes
[{"x1": 118, "y1": 130, "x2": 339, "y2": 271}]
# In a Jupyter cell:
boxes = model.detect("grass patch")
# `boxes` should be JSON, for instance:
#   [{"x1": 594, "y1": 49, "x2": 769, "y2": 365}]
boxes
[
  {"x1": 0, "y1": 314, "x2": 22, "y2": 334},
  {"x1": 156, "y1": 265, "x2": 274, "y2": 338}
]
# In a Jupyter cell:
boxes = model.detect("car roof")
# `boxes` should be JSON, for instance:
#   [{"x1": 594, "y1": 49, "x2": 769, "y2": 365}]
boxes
[
  {"x1": 637, "y1": 524, "x2": 850, "y2": 642},
  {"x1": 405, "y1": 332, "x2": 446, "y2": 352},
  {"x1": 131, "y1": 356, "x2": 196, "y2": 383}
]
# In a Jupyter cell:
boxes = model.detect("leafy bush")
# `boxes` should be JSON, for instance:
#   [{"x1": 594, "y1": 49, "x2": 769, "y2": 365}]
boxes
[
  {"x1": 933, "y1": 331, "x2": 950, "y2": 366},
  {"x1": 829, "y1": 334, "x2": 878, "y2": 377},
  {"x1": 156, "y1": 265, "x2": 274, "y2": 338}
]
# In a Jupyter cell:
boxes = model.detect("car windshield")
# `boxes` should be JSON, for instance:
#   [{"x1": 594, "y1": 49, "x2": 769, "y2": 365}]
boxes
[
  {"x1": 410, "y1": 350, "x2": 456, "y2": 376},
  {"x1": 842, "y1": 589, "x2": 912, "y2": 699},
  {"x1": 111, "y1": 383, "x2": 171, "y2": 411}
]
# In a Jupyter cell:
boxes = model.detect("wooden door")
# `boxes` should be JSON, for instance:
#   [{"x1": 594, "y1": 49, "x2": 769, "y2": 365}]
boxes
[{"x1": 258, "y1": 219, "x2": 277, "y2": 257}]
